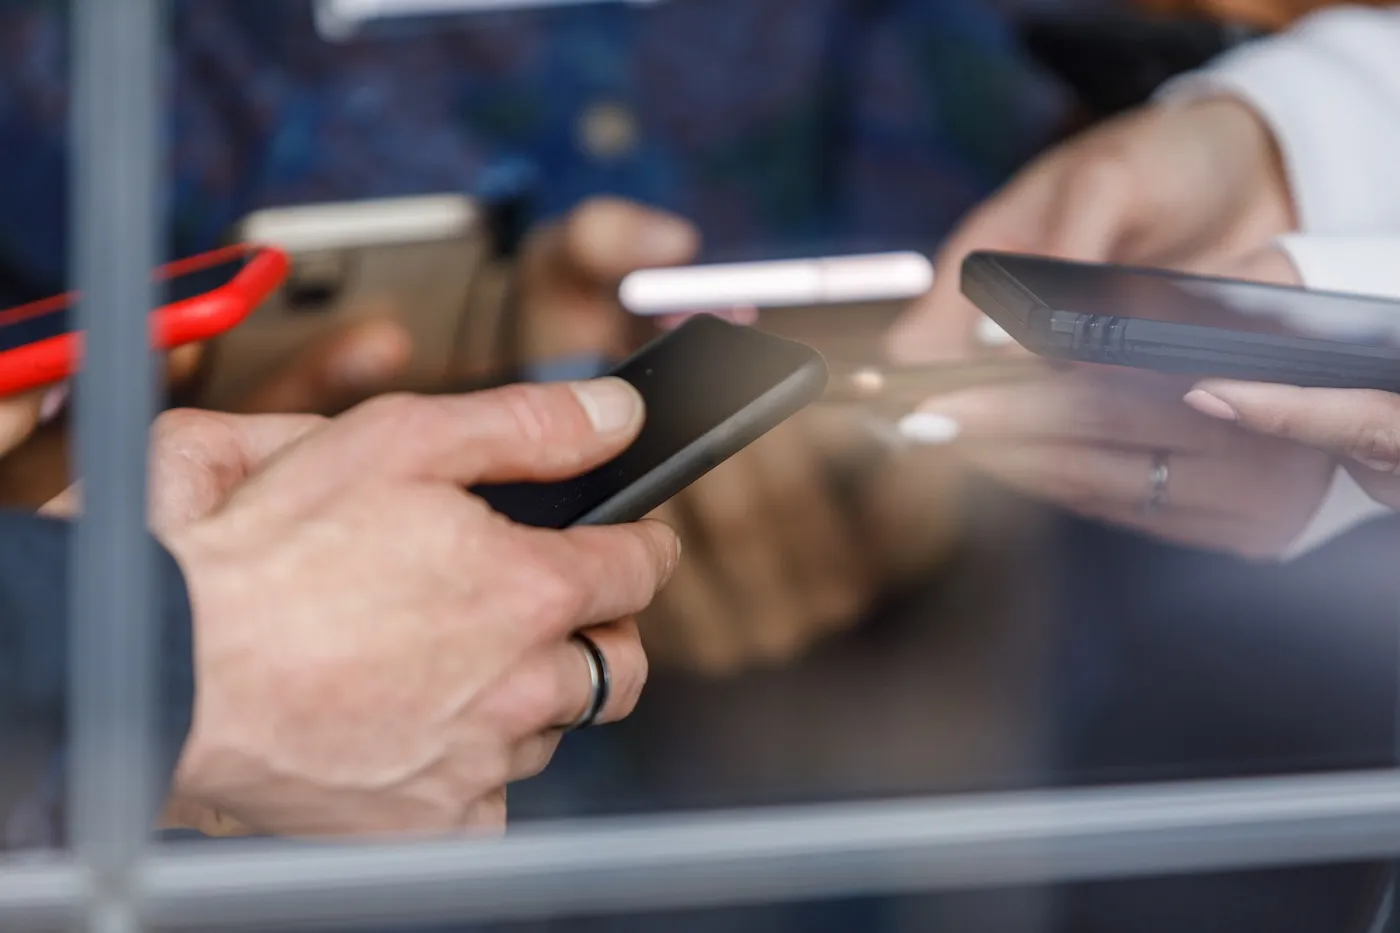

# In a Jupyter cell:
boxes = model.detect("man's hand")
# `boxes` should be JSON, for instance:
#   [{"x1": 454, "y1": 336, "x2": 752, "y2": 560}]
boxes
[
  {"x1": 515, "y1": 197, "x2": 701, "y2": 363},
  {"x1": 131, "y1": 379, "x2": 677, "y2": 837},
  {"x1": 888, "y1": 97, "x2": 1296, "y2": 362}
]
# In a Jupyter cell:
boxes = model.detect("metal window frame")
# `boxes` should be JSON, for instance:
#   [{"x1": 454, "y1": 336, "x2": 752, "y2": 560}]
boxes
[{"x1": 33, "y1": 2, "x2": 1400, "y2": 931}]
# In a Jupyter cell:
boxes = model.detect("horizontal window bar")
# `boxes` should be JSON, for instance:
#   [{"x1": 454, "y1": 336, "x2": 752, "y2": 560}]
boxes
[{"x1": 7, "y1": 769, "x2": 1400, "y2": 930}]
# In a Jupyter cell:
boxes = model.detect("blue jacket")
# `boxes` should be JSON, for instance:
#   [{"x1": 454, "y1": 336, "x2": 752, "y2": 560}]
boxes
[{"x1": 0, "y1": 510, "x2": 194, "y2": 851}]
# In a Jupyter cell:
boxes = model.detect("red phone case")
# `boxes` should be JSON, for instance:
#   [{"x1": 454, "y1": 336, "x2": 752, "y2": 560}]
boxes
[{"x1": 0, "y1": 244, "x2": 288, "y2": 397}]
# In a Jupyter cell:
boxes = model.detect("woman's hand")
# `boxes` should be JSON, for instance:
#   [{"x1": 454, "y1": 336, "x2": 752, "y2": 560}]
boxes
[
  {"x1": 899, "y1": 243, "x2": 1333, "y2": 558},
  {"x1": 1174, "y1": 242, "x2": 1400, "y2": 509},
  {"x1": 888, "y1": 97, "x2": 1296, "y2": 363},
  {"x1": 907, "y1": 367, "x2": 1334, "y2": 557},
  {"x1": 1186, "y1": 381, "x2": 1400, "y2": 510}
]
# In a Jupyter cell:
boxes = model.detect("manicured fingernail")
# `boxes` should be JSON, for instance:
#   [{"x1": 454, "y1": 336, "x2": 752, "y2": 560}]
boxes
[
  {"x1": 976, "y1": 315, "x2": 1014, "y2": 347},
  {"x1": 38, "y1": 384, "x2": 69, "y2": 425},
  {"x1": 641, "y1": 216, "x2": 699, "y2": 262},
  {"x1": 572, "y1": 377, "x2": 642, "y2": 433},
  {"x1": 897, "y1": 412, "x2": 962, "y2": 445},
  {"x1": 1355, "y1": 455, "x2": 1400, "y2": 474},
  {"x1": 1183, "y1": 389, "x2": 1238, "y2": 422}
]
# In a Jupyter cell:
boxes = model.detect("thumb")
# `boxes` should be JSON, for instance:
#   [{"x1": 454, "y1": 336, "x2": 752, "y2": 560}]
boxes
[
  {"x1": 260, "y1": 378, "x2": 646, "y2": 503},
  {"x1": 147, "y1": 410, "x2": 328, "y2": 528}
]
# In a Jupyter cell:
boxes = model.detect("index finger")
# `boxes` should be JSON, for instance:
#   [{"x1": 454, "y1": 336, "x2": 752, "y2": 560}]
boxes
[{"x1": 1188, "y1": 380, "x2": 1400, "y2": 470}]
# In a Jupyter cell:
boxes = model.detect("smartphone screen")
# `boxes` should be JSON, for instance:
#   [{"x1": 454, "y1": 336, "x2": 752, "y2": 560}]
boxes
[
  {"x1": 0, "y1": 255, "x2": 252, "y2": 354},
  {"x1": 988, "y1": 253, "x2": 1400, "y2": 349},
  {"x1": 473, "y1": 316, "x2": 825, "y2": 529}
]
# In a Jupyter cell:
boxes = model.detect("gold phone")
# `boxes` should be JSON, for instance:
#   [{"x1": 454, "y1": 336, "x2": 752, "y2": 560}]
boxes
[{"x1": 199, "y1": 194, "x2": 493, "y2": 410}]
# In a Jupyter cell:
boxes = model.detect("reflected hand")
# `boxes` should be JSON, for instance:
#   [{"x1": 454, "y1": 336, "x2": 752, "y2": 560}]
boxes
[
  {"x1": 517, "y1": 199, "x2": 928, "y2": 674},
  {"x1": 1178, "y1": 243, "x2": 1400, "y2": 510},
  {"x1": 515, "y1": 196, "x2": 700, "y2": 363},
  {"x1": 888, "y1": 97, "x2": 1295, "y2": 362},
  {"x1": 909, "y1": 367, "x2": 1333, "y2": 557},
  {"x1": 199, "y1": 311, "x2": 413, "y2": 416},
  {"x1": 1186, "y1": 380, "x2": 1400, "y2": 511},
  {"x1": 642, "y1": 411, "x2": 885, "y2": 676}
]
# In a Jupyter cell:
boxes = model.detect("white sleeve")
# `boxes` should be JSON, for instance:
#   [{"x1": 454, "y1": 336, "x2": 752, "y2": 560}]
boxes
[
  {"x1": 1158, "y1": 6, "x2": 1400, "y2": 235},
  {"x1": 1274, "y1": 235, "x2": 1400, "y2": 558}
]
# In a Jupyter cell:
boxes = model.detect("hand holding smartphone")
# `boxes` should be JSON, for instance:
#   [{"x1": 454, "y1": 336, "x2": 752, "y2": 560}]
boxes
[
  {"x1": 0, "y1": 245, "x2": 288, "y2": 398},
  {"x1": 963, "y1": 251, "x2": 1400, "y2": 392},
  {"x1": 473, "y1": 315, "x2": 828, "y2": 528},
  {"x1": 201, "y1": 195, "x2": 492, "y2": 410}
]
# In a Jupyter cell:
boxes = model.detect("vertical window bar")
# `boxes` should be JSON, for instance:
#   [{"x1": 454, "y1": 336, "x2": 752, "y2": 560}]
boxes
[{"x1": 68, "y1": 1, "x2": 163, "y2": 931}]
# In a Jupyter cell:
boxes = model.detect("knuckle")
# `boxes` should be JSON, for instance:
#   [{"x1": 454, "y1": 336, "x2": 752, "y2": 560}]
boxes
[
  {"x1": 491, "y1": 383, "x2": 569, "y2": 446},
  {"x1": 604, "y1": 630, "x2": 649, "y2": 720},
  {"x1": 520, "y1": 559, "x2": 585, "y2": 630},
  {"x1": 152, "y1": 407, "x2": 207, "y2": 440},
  {"x1": 355, "y1": 391, "x2": 421, "y2": 426},
  {"x1": 354, "y1": 392, "x2": 451, "y2": 451},
  {"x1": 1244, "y1": 401, "x2": 1295, "y2": 440},
  {"x1": 1349, "y1": 418, "x2": 1400, "y2": 470}
]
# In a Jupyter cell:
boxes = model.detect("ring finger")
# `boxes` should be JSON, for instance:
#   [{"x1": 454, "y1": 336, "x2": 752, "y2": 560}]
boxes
[
  {"x1": 956, "y1": 439, "x2": 1283, "y2": 521},
  {"x1": 476, "y1": 618, "x2": 648, "y2": 757}
]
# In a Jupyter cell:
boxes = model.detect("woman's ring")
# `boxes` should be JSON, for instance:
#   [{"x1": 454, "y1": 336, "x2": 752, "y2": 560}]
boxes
[{"x1": 1143, "y1": 451, "x2": 1171, "y2": 516}]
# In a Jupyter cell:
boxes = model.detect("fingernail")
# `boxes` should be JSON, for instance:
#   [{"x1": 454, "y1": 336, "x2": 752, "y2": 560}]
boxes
[
  {"x1": 640, "y1": 216, "x2": 699, "y2": 262},
  {"x1": 38, "y1": 384, "x2": 69, "y2": 425},
  {"x1": 897, "y1": 412, "x2": 962, "y2": 445},
  {"x1": 1183, "y1": 389, "x2": 1238, "y2": 422},
  {"x1": 572, "y1": 377, "x2": 642, "y2": 433},
  {"x1": 1355, "y1": 455, "x2": 1400, "y2": 474}
]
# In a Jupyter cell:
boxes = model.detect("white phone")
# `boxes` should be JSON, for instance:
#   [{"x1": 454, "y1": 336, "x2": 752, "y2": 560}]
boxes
[
  {"x1": 619, "y1": 251, "x2": 934, "y2": 316},
  {"x1": 200, "y1": 194, "x2": 491, "y2": 410}
]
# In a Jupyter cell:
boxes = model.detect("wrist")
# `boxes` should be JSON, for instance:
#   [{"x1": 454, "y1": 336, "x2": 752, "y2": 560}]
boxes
[
  {"x1": 1199, "y1": 94, "x2": 1298, "y2": 243},
  {"x1": 157, "y1": 522, "x2": 241, "y2": 811}
]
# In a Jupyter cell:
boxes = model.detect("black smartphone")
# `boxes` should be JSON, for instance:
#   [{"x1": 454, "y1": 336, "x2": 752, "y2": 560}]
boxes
[
  {"x1": 472, "y1": 315, "x2": 829, "y2": 529},
  {"x1": 961, "y1": 251, "x2": 1400, "y2": 392}
]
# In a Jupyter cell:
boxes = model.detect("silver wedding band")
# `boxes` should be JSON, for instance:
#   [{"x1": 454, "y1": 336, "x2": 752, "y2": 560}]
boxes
[
  {"x1": 1143, "y1": 450, "x2": 1171, "y2": 516},
  {"x1": 564, "y1": 632, "x2": 610, "y2": 732}
]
